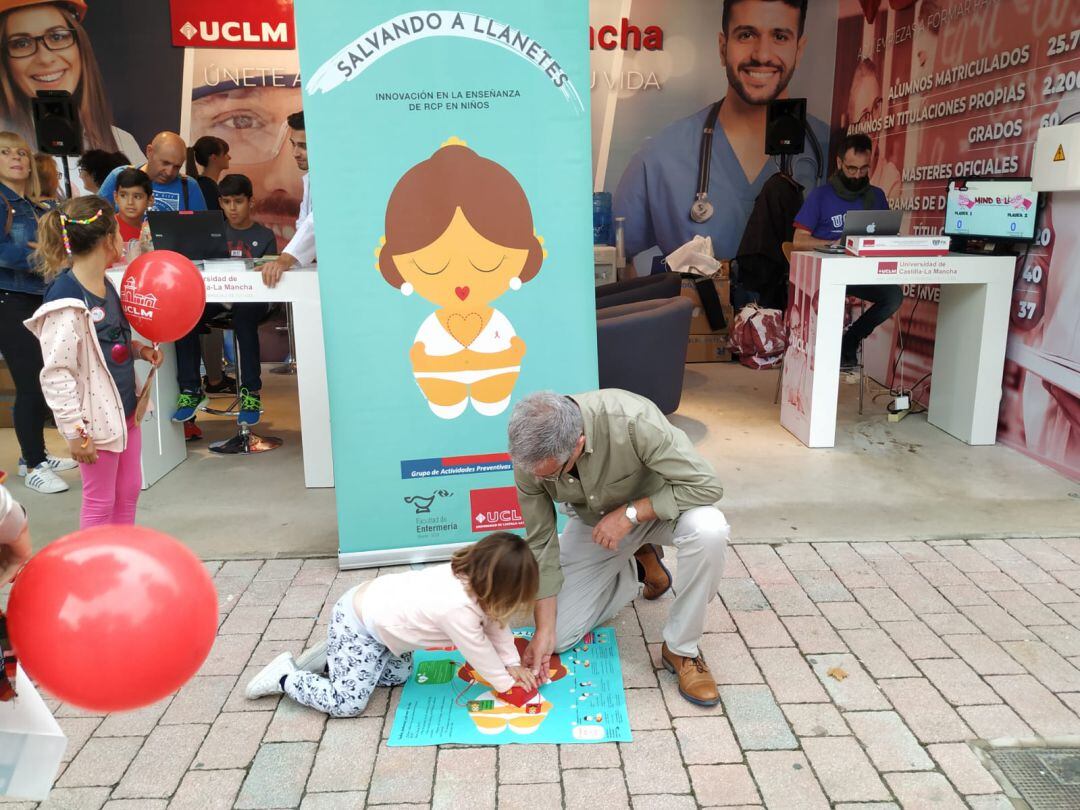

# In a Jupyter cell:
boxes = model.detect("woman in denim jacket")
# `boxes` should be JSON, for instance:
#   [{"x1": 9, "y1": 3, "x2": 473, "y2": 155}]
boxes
[{"x1": 0, "y1": 131, "x2": 74, "y2": 493}]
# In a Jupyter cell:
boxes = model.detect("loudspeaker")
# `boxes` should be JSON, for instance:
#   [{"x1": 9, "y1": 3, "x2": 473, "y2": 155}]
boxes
[
  {"x1": 32, "y1": 90, "x2": 82, "y2": 156},
  {"x1": 766, "y1": 98, "x2": 806, "y2": 156}
]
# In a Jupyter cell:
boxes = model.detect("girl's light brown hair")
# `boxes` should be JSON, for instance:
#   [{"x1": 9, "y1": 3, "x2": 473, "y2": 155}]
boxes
[
  {"x1": 0, "y1": 130, "x2": 40, "y2": 200},
  {"x1": 451, "y1": 532, "x2": 539, "y2": 624},
  {"x1": 0, "y1": 4, "x2": 120, "y2": 152},
  {"x1": 35, "y1": 193, "x2": 116, "y2": 280},
  {"x1": 378, "y1": 144, "x2": 544, "y2": 288},
  {"x1": 33, "y1": 153, "x2": 58, "y2": 199}
]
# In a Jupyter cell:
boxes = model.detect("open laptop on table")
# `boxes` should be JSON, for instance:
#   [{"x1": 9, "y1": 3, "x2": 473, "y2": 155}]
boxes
[
  {"x1": 147, "y1": 210, "x2": 229, "y2": 261},
  {"x1": 815, "y1": 209, "x2": 903, "y2": 254}
]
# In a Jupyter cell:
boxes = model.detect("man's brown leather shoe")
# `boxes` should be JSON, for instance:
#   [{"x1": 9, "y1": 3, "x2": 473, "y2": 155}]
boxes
[
  {"x1": 661, "y1": 643, "x2": 720, "y2": 706},
  {"x1": 634, "y1": 543, "x2": 672, "y2": 600}
]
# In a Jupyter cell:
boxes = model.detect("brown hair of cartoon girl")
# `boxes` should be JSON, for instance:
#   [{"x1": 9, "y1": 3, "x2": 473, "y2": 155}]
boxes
[{"x1": 378, "y1": 144, "x2": 543, "y2": 288}]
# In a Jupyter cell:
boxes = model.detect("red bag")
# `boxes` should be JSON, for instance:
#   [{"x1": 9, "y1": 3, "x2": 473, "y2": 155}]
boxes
[{"x1": 729, "y1": 305, "x2": 786, "y2": 369}]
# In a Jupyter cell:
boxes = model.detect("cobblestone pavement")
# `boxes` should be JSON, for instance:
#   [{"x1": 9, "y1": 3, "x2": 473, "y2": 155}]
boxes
[{"x1": 8, "y1": 537, "x2": 1080, "y2": 809}]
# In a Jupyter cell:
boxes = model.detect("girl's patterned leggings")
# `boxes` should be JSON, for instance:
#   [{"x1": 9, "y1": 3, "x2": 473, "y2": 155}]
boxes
[{"x1": 283, "y1": 596, "x2": 412, "y2": 717}]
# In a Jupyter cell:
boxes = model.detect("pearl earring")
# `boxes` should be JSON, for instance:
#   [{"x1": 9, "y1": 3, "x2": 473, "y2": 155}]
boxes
[
  {"x1": 400, "y1": 282, "x2": 414, "y2": 297},
  {"x1": 509, "y1": 277, "x2": 522, "y2": 291}
]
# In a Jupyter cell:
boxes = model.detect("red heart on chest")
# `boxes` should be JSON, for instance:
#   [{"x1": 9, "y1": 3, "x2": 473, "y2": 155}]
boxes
[{"x1": 455, "y1": 286, "x2": 470, "y2": 301}]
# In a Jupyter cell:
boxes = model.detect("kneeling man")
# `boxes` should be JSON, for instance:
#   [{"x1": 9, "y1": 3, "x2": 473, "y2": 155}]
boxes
[{"x1": 508, "y1": 390, "x2": 730, "y2": 706}]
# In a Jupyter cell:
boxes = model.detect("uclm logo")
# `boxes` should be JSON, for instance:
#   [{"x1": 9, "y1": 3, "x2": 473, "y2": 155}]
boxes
[
  {"x1": 878, "y1": 261, "x2": 899, "y2": 275},
  {"x1": 120, "y1": 276, "x2": 158, "y2": 320},
  {"x1": 179, "y1": 20, "x2": 289, "y2": 45},
  {"x1": 169, "y1": 0, "x2": 295, "y2": 50},
  {"x1": 470, "y1": 487, "x2": 525, "y2": 532}
]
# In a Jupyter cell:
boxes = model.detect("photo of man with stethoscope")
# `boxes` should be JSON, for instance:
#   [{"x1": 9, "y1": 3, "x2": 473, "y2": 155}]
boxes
[{"x1": 614, "y1": 0, "x2": 829, "y2": 274}]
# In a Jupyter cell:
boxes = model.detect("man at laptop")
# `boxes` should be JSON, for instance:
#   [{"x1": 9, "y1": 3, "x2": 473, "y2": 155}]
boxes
[
  {"x1": 98, "y1": 132, "x2": 207, "y2": 213},
  {"x1": 793, "y1": 133, "x2": 903, "y2": 367}
]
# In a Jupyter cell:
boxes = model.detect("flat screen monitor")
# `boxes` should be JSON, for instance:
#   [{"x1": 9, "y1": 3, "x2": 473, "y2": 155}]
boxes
[
  {"x1": 944, "y1": 177, "x2": 1038, "y2": 243},
  {"x1": 147, "y1": 210, "x2": 229, "y2": 260}
]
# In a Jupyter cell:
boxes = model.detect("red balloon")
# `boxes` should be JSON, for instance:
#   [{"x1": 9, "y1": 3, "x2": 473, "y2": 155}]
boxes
[
  {"x1": 7, "y1": 526, "x2": 217, "y2": 712},
  {"x1": 120, "y1": 250, "x2": 205, "y2": 343}
]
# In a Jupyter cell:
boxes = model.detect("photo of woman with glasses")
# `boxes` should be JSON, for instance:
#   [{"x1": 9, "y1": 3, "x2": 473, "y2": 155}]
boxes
[
  {"x1": 188, "y1": 47, "x2": 304, "y2": 250},
  {"x1": 0, "y1": 1, "x2": 144, "y2": 164}
]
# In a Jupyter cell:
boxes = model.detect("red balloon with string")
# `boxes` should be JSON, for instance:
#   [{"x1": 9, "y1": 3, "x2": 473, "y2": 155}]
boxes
[{"x1": 120, "y1": 250, "x2": 205, "y2": 344}]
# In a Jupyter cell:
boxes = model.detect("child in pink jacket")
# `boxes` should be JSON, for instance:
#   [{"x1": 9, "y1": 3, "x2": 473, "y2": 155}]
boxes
[
  {"x1": 23, "y1": 196, "x2": 162, "y2": 527},
  {"x1": 246, "y1": 532, "x2": 540, "y2": 717}
]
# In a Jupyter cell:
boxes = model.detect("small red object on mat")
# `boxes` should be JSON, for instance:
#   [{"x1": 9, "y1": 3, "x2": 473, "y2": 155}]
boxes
[{"x1": 496, "y1": 685, "x2": 538, "y2": 707}]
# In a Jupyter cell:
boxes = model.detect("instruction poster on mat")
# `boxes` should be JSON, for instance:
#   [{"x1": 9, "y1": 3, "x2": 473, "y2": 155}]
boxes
[{"x1": 388, "y1": 627, "x2": 631, "y2": 746}]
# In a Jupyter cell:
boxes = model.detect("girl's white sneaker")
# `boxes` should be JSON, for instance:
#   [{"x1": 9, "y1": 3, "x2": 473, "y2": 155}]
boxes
[{"x1": 245, "y1": 652, "x2": 297, "y2": 699}]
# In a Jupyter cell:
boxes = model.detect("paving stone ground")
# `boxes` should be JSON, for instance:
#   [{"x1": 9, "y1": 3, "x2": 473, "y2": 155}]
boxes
[{"x1": 8, "y1": 538, "x2": 1080, "y2": 808}]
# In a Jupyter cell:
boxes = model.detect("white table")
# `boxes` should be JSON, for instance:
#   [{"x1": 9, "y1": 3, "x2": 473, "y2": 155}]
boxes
[
  {"x1": 108, "y1": 262, "x2": 333, "y2": 488},
  {"x1": 780, "y1": 251, "x2": 1014, "y2": 448}
]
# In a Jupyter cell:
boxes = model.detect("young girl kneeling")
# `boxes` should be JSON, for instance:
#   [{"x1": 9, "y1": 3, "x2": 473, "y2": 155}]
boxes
[
  {"x1": 24, "y1": 196, "x2": 163, "y2": 527},
  {"x1": 246, "y1": 532, "x2": 539, "y2": 717}
]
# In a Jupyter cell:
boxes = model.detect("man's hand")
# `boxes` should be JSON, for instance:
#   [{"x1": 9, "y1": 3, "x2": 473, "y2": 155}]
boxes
[
  {"x1": 507, "y1": 665, "x2": 539, "y2": 692},
  {"x1": 261, "y1": 253, "x2": 297, "y2": 288},
  {"x1": 67, "y1": 435, "x2": 97, "y2": 464},
  {"x1": 592, "y1": 509, "x2": 633, "y2": 551},
  {"x1": 0, "y1": 521, "x2": 30, "y2": 586},
  {"x1": 521, "y1": 629, "x2": 555, "y2": 684},
  {"x1": 792, "y1": 229, "x2": 832, "y2": 252}
]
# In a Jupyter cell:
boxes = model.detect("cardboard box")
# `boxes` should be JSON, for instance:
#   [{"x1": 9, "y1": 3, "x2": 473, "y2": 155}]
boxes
[
  {"x1": 594, "y1": 245, "x2": 617, "y2": 286},
  {"x1": 0, "y1": 393, "x2": 13, "y2": 429},
  {"x1": 0, "y1": 359, "x2": 13, "y2": 429},
  {"x1": 680, "y1": 273, "x2": 734, "y2": 335},
  {"x1": 685, "y1": 332, "x2": 732, "y2": 363}
]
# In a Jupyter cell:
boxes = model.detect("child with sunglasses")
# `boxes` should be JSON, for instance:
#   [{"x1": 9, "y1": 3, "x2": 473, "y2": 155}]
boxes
[{"x1": 24, "y1": 196, "x2": 163, "y2": 527}]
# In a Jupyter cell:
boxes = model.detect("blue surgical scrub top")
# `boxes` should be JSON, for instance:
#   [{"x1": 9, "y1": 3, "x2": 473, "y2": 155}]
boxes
[{"x1": 614, "y1": 102, "x2": 830, "y2": 262}]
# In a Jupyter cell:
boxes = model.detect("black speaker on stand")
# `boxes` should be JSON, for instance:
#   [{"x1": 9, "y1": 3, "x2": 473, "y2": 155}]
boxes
[
  {"x1": 766, "y1": 98, "x2": 807, "y2": 177},
  {"x1": 32, "y1": 90, "x2": 82, "y2": 199}
]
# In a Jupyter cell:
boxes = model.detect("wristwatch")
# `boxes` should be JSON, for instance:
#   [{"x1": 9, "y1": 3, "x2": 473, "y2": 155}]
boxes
[{"x1": 624, "y1": 503, "x2": 640, "y2": 526}]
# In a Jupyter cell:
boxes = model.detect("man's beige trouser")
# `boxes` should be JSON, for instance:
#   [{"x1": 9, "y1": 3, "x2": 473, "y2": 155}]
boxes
[{"x1": 554, "y1": 506, "x2": 730, "y2": 658}]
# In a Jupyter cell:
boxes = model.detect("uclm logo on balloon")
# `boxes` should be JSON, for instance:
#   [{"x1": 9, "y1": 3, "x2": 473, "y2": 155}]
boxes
[
  {"x1": 120, "y1": 275, "x2": 158, "y2": 322},
  {"x1": 169, "y1": 0, "x2": 295, "y2": 49}
]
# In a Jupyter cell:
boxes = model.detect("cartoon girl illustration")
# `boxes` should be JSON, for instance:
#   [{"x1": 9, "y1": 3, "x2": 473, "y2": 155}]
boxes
[{"x1": 376, "y1": 138, "x2": 544, "y2": 419}]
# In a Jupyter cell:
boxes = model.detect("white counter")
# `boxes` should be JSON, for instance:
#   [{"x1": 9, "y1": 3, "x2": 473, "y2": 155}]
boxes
[
  {"x1": 781, "y1": 252, "x2": 1014, "y2": 448},
  {"x1": 108, "y1": 261, "x2": 333, "y2": 488}
]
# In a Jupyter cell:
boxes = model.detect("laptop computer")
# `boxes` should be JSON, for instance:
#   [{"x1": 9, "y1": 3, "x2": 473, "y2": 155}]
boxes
[
  {"x1": 147, "y1": 210, "x2": 229, "y2": 260},
  {"x1": 815, "y1": 209, "x2": 903, "y2": 254}
]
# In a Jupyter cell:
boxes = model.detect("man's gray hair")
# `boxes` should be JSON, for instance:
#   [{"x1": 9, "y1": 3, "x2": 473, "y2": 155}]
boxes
[{"x1": 508, "y1": 391, "x2": 583, "y2": 470}]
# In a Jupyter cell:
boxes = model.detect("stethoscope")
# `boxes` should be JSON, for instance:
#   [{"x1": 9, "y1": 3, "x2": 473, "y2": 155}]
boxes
[
  {"x1": 689, "y1": 100, "x2": 724, "y2": 224},
  {"x1": 689, "y1": 98, "x2": 822, "y2": 224}
]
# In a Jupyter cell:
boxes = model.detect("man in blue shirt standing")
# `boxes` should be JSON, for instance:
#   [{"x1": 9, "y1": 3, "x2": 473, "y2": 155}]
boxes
[
  {"x1": 794, "y1": 133, "x2": 902, "y2": 366},
  {"x1": 97, "y1": 132, "x2": 206, "y2": 213},
  {"x1": 614, "y1": 0, "x2": 827, "y2": 272}
]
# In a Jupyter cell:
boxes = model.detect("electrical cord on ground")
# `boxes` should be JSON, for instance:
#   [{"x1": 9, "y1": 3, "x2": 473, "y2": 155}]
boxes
[{"x1": 890, "y1": 296, "x2": 921, "y2": 396}]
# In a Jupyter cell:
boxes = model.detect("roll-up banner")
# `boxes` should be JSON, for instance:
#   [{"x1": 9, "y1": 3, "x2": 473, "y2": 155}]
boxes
[{"x1": 292, "y1": 0, "x2": 598, "y2": 563}]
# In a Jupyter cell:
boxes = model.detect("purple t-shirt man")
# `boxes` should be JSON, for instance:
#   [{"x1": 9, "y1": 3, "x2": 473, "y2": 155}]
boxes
[{"x1": 794, "y1": 183, "x2": 889, "y2": 240}]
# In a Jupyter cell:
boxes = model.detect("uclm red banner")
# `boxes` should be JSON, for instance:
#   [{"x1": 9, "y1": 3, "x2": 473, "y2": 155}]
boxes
[{"x1": 169, "y1": 0, "x2": 295, "y2": 49}]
